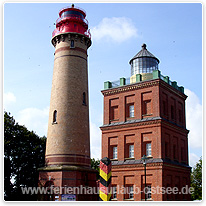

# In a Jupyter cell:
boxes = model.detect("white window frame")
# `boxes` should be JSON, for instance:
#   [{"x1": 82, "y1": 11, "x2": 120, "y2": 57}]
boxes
[
  {"x1": 113, "y1": 186, "x2": 117, "y2": 199},
  {"x1": 129, "y1": 186, "x2": 134, "y2": 199},
  {"x1": 129, "y1": 104, "x2": 134, "y2": 117},
  {"x1": 146, "y1": 185, "x2": 152, "y2": 199},
  {"x1": 146, "y1": 143, "x2": 151, "y2": 156},
  {"x1": 129, "y1": 145, "x2": 134, "y2": 158},
  {"x1": 113, "y1": 146, "x2": 117, "y2": 159}
]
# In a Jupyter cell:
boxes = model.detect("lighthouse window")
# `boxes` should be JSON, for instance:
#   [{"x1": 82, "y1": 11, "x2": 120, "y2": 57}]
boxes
[
  {"x1": 128, "y1": 186, "x2": 134, "y2": 199},
  {"x1": 112, "y1": 186, "x2": 117, "y2": 199},
  {"x1": 146, "y1": 185, "x2": 152, "y2": 200},
  {"x1": 61, "y1": 10, "x2": 84, "y2": 20},
  {"x1": 53, "y1": 110, "x2": 57, "y2": 123},
  {"x1": 83, "y1": 92, "x2": 86, "y2": 105},
  {"x1": 113, "y1": 146, "x2": 117, "y2": 159},
  {"x1": 129, "y1": 104, "x2": 134, "y2": 118},
  {"x1": 129, "y1": 145, "x2": 134, "y2": 158},
  {"x1": 146, "y1": 143, "x2": 151, "y2": 157},
  {"x1": 131, "y1": 57, "x2": 159, "y2": 75},
  {"x1": 70, "y1": 40, "x2": 74, "y2": 48}
]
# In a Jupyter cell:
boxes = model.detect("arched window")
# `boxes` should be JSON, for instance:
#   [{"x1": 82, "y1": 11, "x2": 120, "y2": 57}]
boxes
[
  {"x1": 53, "y1": 110, "x2": 57, "y2": 123},
  {"x1": 83, "y1": 92, "x2": 86, "y2": 106}
]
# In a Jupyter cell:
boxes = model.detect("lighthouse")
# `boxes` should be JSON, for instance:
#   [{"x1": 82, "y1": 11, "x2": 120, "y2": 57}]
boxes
[
  {"x1": 101, "y1": 44, "x2": 191, "y2": 201},
  {"x1": 38, "y1": 5, "x2": 97, "y2": 201}
]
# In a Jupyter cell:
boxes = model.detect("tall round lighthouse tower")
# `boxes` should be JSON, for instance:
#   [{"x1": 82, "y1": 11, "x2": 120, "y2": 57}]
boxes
[
  {"x1": 46, "y1": 4, "x2": 91, "y2": 168},
  {"x1": 38, "y1": 5, "x2": 97, "y2": 201}
]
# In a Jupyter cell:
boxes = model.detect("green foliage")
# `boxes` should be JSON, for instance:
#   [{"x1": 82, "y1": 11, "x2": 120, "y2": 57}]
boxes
[
  {"x1": 4, "y1": 111, "x2": 46, "y2": 201},
  {"x1": 191, "y1": 157, "x2": 202, "y2": 200},
  {"x1": 90, "y1": 158, "x2": 100, "y2": 171},
  {"x1": 90, "y1": 158, "x2": 100, "y2": 179}
]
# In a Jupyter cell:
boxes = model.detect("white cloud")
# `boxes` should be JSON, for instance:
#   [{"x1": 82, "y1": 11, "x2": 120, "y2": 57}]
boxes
[
  {"x1": 185, "y1": 89, "x2": 202, "y2": 149},
  {"x1": 17, "y1": 107, "x2": 49, "y2": 137},
  {"x1": 90, "y1": 121, "x2": 101, "y2": 160},
  {"x1": 15, "y1": 107, "x2": 102, "y2": 158},
  {"x1": 4, "y1": 92, "x2": 16, "y2": 108},
  {"x1": 91, "y1": 17, "x2": 138, "y2": 43},
  {"x1": 189, "y1": 153, "x2": 200, "y2": 168}
]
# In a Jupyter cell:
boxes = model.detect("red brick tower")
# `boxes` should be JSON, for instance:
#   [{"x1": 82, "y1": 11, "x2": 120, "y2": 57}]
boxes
[
  {"x1": 38, "y1": 4, "x2": 97, "y2": 201},
  {"x1": 100, "y1": 44, "x2": 191, "y2": 201}
]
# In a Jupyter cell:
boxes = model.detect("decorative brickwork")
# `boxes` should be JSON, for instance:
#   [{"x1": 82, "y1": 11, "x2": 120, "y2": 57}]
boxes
[
  {"x1": 52, "y1": 33, "x2": 91, "y2": 48},
  {"x1": 101, "y1": 75, "x2": 191, "y2": 201}
]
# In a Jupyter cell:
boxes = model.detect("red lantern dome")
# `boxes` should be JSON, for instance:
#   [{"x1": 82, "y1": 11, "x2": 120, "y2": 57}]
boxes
[{"x1": 52, "y1": 4, "x2": 91, "y2": 39}]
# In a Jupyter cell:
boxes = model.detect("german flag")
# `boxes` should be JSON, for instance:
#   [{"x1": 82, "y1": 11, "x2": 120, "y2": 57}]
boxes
[{"x1": 99, "y1": 157, "x2": 112, "y2": 201}]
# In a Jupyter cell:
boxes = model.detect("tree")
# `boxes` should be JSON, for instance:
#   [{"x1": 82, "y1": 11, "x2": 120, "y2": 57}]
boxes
[
  {"x1": 91, "y1": 158, "x2": 100, "y2": 179},
  {"x1": 91, "y1": 158, "x2": 100, "y2": 171},
  {"x1": 191, "y1": 156, "x2": 202, "y2": 200},
  {"x1": 4, "y1": 111, "x2": 46, "y2": 201}
]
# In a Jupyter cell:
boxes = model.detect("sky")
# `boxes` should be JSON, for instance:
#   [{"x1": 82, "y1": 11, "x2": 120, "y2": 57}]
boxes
[{"x1": 3, "y1": 2, "x2": 203, "y2": 168}]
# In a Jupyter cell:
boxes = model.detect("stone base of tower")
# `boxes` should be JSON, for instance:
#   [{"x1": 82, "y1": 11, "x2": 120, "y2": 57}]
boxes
[{"x1": 38, "y1": 165, "x2": 98, "y2": 201}]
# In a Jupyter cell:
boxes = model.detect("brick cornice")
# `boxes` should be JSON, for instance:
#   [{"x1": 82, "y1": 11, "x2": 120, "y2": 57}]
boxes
[
  {"x1": 112, "y1": 163, "x2": 190, "y2": 172},
  {"x1": 100, "y1": 118, "x2": 161, "y2": 131},
  {"x1": 100, "y1": 117, "x2": 189, "y2": 134},
  {"x1": 111, "y1": 159, "x2": 191, "y2": 170},
  {"x1": 161, "y1": 119, "x2": 189, "y2": 134},
  {"x1": 101, "y1": 78, "x2": 186, "y2": 100},
  {"x1": 38, "y1": 165, "x2": 97, "y2": 173},
  {"x1": 112, "y1": 162, "x2": 163, "y2": 169},
  {"x1": 51, "y1": 32, "x2": 91, "y2": 48},
  {"x1": 101, "y1": 79, "x2": 159, "y2": 96},
  {"x1": 163, "y1": 163, "x2": 191, "y2": 171},
  {"x1": 159, "y1": 80, "x2": 187, "y2": 100}
]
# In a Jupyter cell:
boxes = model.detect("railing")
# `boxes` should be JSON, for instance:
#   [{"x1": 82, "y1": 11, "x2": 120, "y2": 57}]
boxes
[
  {"x1": 105, "y1": 72, "x2": 184, "y2": 94},
  {"x1": 160, "y1": 74, "x2": 164, "y2": 81},
  {"x1": 125, "y1": 77, "x2": 130, "y2": 85},
  {"x1": 52, "y1": 30, "x2": 59, "y2": 37},
  {"x1": 84, "y1": 29, "x2": 91, "y2": 38},
  {"x1": 161, "y1": 74, "x2": 173, "y2": 85},
  {"x1": 111, "y1": 80, "x2": 120, "y2": 88}
]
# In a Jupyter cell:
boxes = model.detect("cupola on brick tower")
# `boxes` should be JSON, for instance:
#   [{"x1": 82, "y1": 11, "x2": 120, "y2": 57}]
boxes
[
  {"x1": 38, "y1": 5, "x2": 97, "y2": 201},
  {"x1": 100, "y1": 44, "x2": 191, "y2": 201}
]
